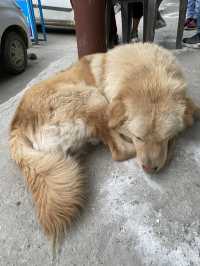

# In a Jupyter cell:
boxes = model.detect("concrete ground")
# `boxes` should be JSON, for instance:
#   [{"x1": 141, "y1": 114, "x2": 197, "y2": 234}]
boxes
[
  {"x1": 0, "y1": 29, "x2": 76, "y2": 104},
  {"x1": 1, "y1": 1, "x2": 200, "y2": 266}
]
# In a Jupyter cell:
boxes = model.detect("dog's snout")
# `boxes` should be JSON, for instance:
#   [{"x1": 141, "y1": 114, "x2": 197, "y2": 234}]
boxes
[
  {"x1": 142, "y1": 164, "x2": 152, "y2": 172},
  {"x1": 142, "y1": 164, "x2": 158, "y2": 173}
]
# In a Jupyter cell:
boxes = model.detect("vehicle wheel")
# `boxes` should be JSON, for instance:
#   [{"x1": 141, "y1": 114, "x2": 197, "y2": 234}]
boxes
[{"x1": 2, "y1": 31, "x2": 27, "y2": 74}]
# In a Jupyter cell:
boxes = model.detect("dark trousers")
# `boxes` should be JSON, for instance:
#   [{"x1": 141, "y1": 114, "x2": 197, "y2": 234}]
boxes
[
  {"x1": 131, "y1": 3, "x2": 143, "y2": 19},
  {"x1": 131, "y1": 0, "x2": 163, "y2": 19}
]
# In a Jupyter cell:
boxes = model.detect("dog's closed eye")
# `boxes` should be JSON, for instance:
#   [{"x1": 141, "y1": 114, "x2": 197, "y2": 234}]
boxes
[
  {"x1": 119, "y1": 133, "x2": 133, "y2": 143},
  {"x1": 134, "y1": 135, "x2": 144, "y2": 142}
]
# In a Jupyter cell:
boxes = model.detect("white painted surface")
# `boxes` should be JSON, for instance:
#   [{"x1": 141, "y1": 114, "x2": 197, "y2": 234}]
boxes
[{"x1": 33, "y1": 0, "x2": 74, "y2": 27}]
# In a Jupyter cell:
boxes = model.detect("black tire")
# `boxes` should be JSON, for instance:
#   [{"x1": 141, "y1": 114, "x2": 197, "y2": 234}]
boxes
[{"x1": 2, "y1": 31, "x2": 27, "y2": 75}]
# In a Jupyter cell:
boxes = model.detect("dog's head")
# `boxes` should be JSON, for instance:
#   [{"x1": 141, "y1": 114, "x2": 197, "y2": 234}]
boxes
[{"x1": 108, "y1": 77, "x2": 194, "y2": 174}]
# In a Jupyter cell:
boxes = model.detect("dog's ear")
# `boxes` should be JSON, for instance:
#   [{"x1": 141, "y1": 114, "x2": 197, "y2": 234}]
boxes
[
  {"x1": 184, "y1": 97, "x2": 200, "y2": 127},
  {"x1": 108, "y1": 99, "x2": 126, "y2": 129}
]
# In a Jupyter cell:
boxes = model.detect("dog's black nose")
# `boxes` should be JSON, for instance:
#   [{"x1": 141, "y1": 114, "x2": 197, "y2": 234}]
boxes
[{"x1": 154, "y1": 166, "x2": 158, "y2": 171}]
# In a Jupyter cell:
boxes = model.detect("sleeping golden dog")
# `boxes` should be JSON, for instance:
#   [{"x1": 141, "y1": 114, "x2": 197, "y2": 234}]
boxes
[{"x1": 9, "y1": 43, "x2": 200, "y2": 243}]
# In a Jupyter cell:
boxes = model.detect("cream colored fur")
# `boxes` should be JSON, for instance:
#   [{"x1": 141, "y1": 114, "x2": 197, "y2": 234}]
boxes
[{"x1": 9, "y1": 43, "x2": 200, "y2": 243}]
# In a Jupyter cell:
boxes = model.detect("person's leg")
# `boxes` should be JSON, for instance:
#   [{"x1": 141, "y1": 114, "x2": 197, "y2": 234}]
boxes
[
  {"x1": 130, "y1": 2, "x2": 143, "y2": 40},
  {"x1": 71, "y1": 0, "x2": 106, "y2": 58},
  {"x1": 186, "y1": 0, "x2": 196, "y2": 18},
  {"x1": 194, "y1": 0, "x2": 200, "y2": 19},
  {"x1": 196, "y1": 0, "x2": 200, "y2": 33},
  {"x1": 130, "y1": 0, "x2": 166, "y2": 37},
  {"x1": 183, "y1": 0, "x2": 200, "y2": 48},
  {"x1": 156, "y1": 0, "x2": 166, "y2": 29},
  {"x1": 184, "y1": 0, "x2": 197, "y2": 30},
  {"x1": 108, "y1": 4, "x2": 119, "y2": 47}
]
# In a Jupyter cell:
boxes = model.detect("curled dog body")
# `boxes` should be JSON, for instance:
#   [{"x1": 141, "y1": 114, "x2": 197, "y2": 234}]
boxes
[{"x1": 10, "y1": 43, "x2": 200, "y2": 243}]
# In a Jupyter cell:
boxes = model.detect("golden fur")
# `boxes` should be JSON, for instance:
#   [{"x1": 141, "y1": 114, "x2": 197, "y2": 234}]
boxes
[{"x1": 9, "y1": 43, "x2": 200, "y2": 243}]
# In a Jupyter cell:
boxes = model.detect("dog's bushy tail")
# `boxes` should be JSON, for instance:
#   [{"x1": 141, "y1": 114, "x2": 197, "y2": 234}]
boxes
[{"x1": 9, "y1": 129, "x2": 86, "y2": 243}]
